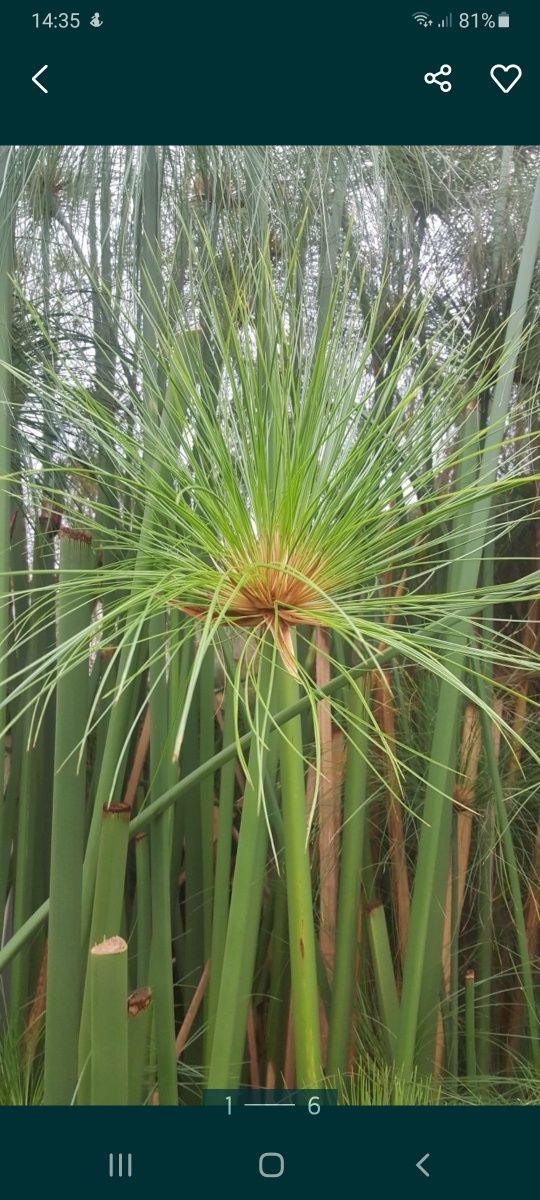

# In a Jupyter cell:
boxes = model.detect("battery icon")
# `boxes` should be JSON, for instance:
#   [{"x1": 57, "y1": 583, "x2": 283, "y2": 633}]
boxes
[{"x1": 498, "y1": 11, "x2": 510, "y2": 26}]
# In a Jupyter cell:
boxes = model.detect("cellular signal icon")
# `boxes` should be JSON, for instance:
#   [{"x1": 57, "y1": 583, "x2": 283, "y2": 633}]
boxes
[
  {"x1": 412, "y1": 11, "x2": 432, "y2": 26},
  {"x1": 438, "y1": 12, "x2": 453, "y2": 26}
]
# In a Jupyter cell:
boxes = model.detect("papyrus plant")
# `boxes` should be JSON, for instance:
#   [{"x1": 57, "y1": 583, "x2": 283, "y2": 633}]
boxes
[{"x1": 2, "y1": 225, "x2": 540, "y2": 1091}]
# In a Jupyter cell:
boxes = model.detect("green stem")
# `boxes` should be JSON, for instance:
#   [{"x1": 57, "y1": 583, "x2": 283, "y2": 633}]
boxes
[
  {"x1": 477, "y1": 553, "x2": 495, "y2": 1077},
  {"x1": 206, "y1": 689, "x2": 236, "y2": 1057},
  {"x1": 477, "y1": 805, "x2": 494, "y2": 1076},
  {"x1": 366, "y1": 901, "x2": 400, "y2": 1063},
  {"x1": 447, "y1": 814, "x2": 460, "y2": 1077},
  {"x1": 199, "y1": 648, "x2": 215, "y2": 976},
  {"x1": 148, "y1": 603, "x2": 177, "y2": 1104},
  {"x1": 10, "y1": 526, "x2": 56, "y2": 1030},
  {"x1": 265, "y1": 870, "x2": 290, "y2": 1085},
  {"x1": 180, "y1": 686, "x2": 205, "y2": 1064},
  {"x1": 134, "y1": 833, "x2": 152, "y2": 986},
  {"x1": 276, "y1": 651, "x2": 322, "y2": 1089},
  {"x1": 465, "y1": 970, "x2": 477, "y2": 1079},
  {"x1": 79, "y1": 803, "x2": 131, "y2": 1102},
  {"x1": 327, "y1": 680, "x2": 370, "y2": 1076},
  {"x1": 81, "y1": 651, "x2": 145, "y2": 949},
  {"x1": 207, "y1": 645, "x2": 277, "y2": 1088},
  {"x1": 149, "y1": 814, "x2": 178, "y2": 1104},
  {"x1": 44, "y1": 530, "x2": 93, "y2": 1105},
  {"x1": 90, "y1": 935, "x2": 129, "y2": 1105}
]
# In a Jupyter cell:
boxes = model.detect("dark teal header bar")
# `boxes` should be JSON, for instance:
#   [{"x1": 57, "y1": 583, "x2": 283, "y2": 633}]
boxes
[{"x1": 0, "y1": 0, "x2": 538, "y2": 143}]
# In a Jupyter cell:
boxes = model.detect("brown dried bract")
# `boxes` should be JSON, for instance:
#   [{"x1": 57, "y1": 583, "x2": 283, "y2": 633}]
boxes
[{"x1": 177, "y1": 535, "x2": 335, "y2": 676}]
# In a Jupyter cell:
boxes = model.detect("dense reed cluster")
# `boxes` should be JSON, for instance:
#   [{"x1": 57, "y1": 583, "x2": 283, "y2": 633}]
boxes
[{"x1": 0, "y1": 145, "x2": 539, "y2": 1105}]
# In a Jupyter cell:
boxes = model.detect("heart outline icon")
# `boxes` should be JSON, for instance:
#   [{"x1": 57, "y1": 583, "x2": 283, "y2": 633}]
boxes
[{"x1": 490, "y1": 63, "x2": 522, "y2": 93}]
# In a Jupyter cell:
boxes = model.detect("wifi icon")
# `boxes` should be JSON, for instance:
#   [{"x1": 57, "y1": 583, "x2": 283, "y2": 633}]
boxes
[{"x1": 412, "y1": 11, "x2": 432, "y2": 25}]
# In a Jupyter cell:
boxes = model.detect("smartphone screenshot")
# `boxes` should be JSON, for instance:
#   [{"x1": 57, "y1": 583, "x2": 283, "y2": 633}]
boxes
[{"x1": 0, "y1": 2, "x2": 539, "y2": 1194}]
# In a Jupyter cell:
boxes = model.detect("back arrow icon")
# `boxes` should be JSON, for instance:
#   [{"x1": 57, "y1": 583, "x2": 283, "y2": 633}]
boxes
[
  {"x1": 416, "y1": 1153, "x2": 430, "y2": 1178},
  {"x1": 32, "y1": 65, "x2": 48, "y2": 93}
]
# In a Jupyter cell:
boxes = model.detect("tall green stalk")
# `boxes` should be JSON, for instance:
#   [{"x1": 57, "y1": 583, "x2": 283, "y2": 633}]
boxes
[
  {"x1": 276, "y1": 648, "x2": 322, "y2": 1089},
  {"x1": 149, "y1": 813, "x2": 177, "y2": 1104},
  {"x1": 477, "y1": 800, "x2": 494, "y2": 1076},
  {"x1": 366, "y1": 901, "x2": 400, "y2": 1062},
  {"x1": 477, "y1": 555, "x2": 495, "y2": 1076},
  {"x1": 134, "y1": 833, "x2": 152, "y2": 986},
  {"x1": 207, "y1": 644, "x2": 277, "y2": 1089},
  {"x1": 10, "y1": 525, "x2": 56, "y2": 1030},
  {"x1": 44, "y1": 530, "x2": 93, "y2": 1105},
  {"x1": 180, "y1": 684, "x2": 205, "y2": 1062},
  {"x1": 147, "y1": 610, "x2": 177, "y2": 1104},
  {"x1": 79, "y1": 803, "x2": 131, "y2": 1101},
  {"x1": 206, "y1": 687, "x2": 236, "y2": 1056},
  {"x1": 327, "y1": 680, "x2": 370, "y2": 1075},
  {"x1": 90, "y1": 935, "x2": 129, "y2": 1105},
  {"x1": 465, "y1": 969, "x2": 477, "y2": 1079},
  {"x1": 265, "y1": 869, "x2": 290, "y2": 1084},
  {"x1": 199, "y1": 647, "x2": 216, "y2": 976}
]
